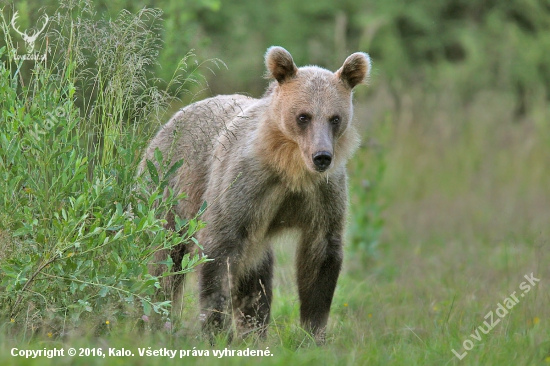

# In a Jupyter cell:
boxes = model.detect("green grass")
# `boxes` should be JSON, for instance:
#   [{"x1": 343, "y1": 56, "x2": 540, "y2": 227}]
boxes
[{"x1": 1, "y1": 3, "x2": 549, "y2": 366}]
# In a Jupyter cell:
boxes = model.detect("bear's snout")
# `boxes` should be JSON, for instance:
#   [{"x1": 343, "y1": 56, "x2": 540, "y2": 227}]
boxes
[{"x1": 312, "y1": 151, "x2": 332, "y2": 172}]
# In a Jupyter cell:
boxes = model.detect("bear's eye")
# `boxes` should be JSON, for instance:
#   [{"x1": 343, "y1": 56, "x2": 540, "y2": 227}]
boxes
[
  {"x1": 330, "y1": 116, "x2": 341, "y2": 125},
  {"x1": 297, "y1": 114, "x2": 311, "y2": 125}
]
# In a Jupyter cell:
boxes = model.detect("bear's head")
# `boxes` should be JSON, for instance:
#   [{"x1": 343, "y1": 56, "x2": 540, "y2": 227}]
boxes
[{"x1": 264, "y1": 46, "x2": 370, "y2": 176}]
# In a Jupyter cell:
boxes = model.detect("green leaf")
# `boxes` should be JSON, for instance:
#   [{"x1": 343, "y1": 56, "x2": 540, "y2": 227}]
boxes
[
  {"x1": 99, "y1": 286, "x2": 109, "y2": 297},
  {"x1": 198, "y1": 201, "x2": 207, "y2": 215},
  {"x1": 146, "y1": 159, "x2": 159, "y2": 185},
  {"x1": 180, "y1": 253, "x2": 190, "y2": 269},
  {"x1": 190, "y1": 237, "x2": 202, "y2": 249},
  {"x1": 154, "y1": 148, "x2": 163, "y2": 166},
  {"x1": 175, "y1": 216, "x2": 188, "y2": 232},
  {"x1": 116, "y1": 202, "x2": 123, "y2": 216},
  {"x1": 164, "y1": 159, "x2": 184, "y2": 179},
  {"x1": 157, "y1": 255, "x2": 174, "y2": 271},
  {"x1": 12, "y1": 226, "x2": 31, "y2": 237},
  {"x1": 187, "y1": 219, "x2": 197, "y2": 237},
  {"x1": 142, "y1": 299, "x2": 152, "y2": 316},
  {"x1": 70, "y1": 281, "x2": 78, "y2": 294}
]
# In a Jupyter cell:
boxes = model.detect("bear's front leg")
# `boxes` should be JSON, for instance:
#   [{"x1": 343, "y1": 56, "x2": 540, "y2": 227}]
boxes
[
  {"x1": 199, "y1": 238, "x2": 274, "y2": 341},
  {"x1": 233, "y1": 248, "x2": 274, "y2": 338},
  {"x1": 296, "y1": 233, "x2": 343, "y2": 343}
]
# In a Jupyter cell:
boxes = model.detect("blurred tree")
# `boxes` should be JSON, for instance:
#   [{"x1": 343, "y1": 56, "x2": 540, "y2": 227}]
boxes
[{"x1": 4, "y1": 0, "x2": 549, "y2": 114}]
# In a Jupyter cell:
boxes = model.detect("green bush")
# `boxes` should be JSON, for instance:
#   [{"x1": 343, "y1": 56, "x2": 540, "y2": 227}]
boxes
[{"x1": 0, "y1": 3, "x2": 209, "y2": 337}]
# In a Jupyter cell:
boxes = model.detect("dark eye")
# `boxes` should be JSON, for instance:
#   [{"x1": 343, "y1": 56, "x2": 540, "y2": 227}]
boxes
[
  {"x1": 330, "y1": 116, "x2": 341, "y2": 125},
  {"x1": 297, "y1": 114, "x2": 311, "y2": 125}
]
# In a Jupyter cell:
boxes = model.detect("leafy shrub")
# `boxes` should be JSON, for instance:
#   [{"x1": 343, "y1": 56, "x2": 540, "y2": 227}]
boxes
[{"x1": 0, "y1": 3, "x2": 210, "y2": 336}]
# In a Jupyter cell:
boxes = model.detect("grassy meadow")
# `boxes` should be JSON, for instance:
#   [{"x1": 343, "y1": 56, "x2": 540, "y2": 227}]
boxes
[{"x1": 1, "y1": 2, "x2": 550, "y2": 365}]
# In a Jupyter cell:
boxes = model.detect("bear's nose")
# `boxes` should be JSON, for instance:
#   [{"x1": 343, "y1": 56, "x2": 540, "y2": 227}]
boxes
[{"x1": 312, "y1": 151, "x2": 332, "y2": 171}]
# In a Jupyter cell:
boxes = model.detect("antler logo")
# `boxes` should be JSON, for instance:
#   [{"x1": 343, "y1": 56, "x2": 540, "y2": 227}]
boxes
[{"x1": 11, "y1": 11, "x2": 49, "y2": 54}]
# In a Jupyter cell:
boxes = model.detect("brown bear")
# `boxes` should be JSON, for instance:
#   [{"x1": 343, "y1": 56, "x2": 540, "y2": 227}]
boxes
[{"x1": 139, "y1": 46, "x2": 371, "y2": 342}]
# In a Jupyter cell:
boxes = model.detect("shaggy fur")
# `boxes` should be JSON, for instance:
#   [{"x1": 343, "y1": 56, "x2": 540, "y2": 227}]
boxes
[{"x1": 139, "y1": 46, "x2": 371, "y2": 342}]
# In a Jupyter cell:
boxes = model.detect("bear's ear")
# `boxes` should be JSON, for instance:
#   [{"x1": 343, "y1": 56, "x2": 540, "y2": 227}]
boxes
[
  {"x1": 265, "y1": 46, "x2": 298, "y2": 84},
  {"x1": 336, "y1": 52, "x2": 371, "y2": 89}
]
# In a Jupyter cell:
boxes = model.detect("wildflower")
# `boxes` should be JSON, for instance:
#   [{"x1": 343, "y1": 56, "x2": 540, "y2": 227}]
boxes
[
  {"x1": 343, "y1": 303, "x2": 348, "y2": 307},
  {"x1": 47, "y1": 332, "x2": 52, "y2": 338},
  {"x1": 368, "y1": 313, "x2": 372, "y2": 318},
  {"x1": 10, "y1": 318, "x2": 15, "y2": 323},
  {"x1": 533, "y1": 317, "x2": 540, "y2": 325},
  {"x1": 105, "y1": 320, "x2": 110, "y2": 325}
]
